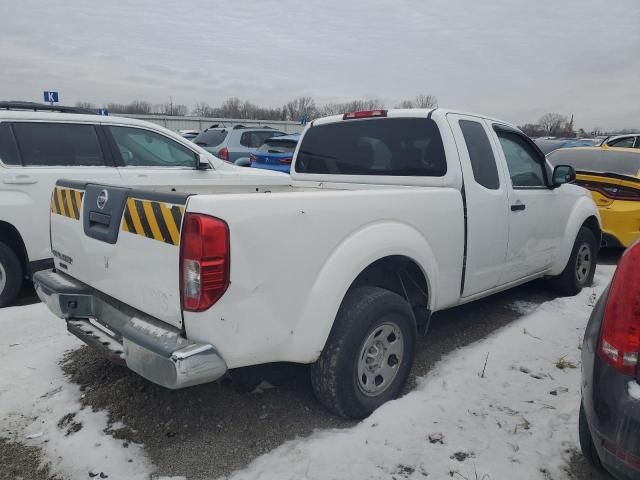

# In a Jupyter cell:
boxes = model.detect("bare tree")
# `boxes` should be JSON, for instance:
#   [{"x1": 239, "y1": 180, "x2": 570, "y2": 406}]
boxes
[
  {"x1": 75, "y1": 101, "x2": 96, "y2": 110},
  {"x1": 192, "y1": 101, "x2": 215, "y2": 117},
  {"x1": 155, "y1": 102, "x2": 187, "y2": 116},
  {"x1": 320, "y1": 98, "x2": 385, "y2": 116},
  {"x1": 539, "y1": 113, "x2": 568, "y2": 136},
  {"x1": 284, "y1": 96, "x2": 318, "y2": 122},
  {"x1": 395, "y1": 94, "x2": 438, "y2": 109}
]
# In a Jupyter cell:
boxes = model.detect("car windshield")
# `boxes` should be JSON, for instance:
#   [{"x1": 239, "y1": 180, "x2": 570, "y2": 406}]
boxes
[
  {"x1": 257, "y1": 139, "x2": 298, "y2": 154},
  {"x1": 547, "y1": 148, "x2": 640, "y2": 177},
  {"x1": 193, "y1": 129, "x2": 227, "y2": 147},
  {"x1": 295, "y1": 118, "x2": 447, "y2": 176}
]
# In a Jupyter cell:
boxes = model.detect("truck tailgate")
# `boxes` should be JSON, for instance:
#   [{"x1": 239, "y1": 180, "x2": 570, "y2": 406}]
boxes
[{"x1": 50, "y1": 180, "x2": 189, "y2": 328}]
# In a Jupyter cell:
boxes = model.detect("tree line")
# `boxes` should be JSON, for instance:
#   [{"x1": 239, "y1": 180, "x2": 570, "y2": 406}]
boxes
[
  {"x1": 75, "y1": 94, "x2": 437, "y2": 122},
  {"x1": 519, "y1": 113, "x2": 638, "y2": 138}
]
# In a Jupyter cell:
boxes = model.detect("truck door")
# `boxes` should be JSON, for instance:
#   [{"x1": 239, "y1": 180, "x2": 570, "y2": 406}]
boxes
[
  {"x1": 489, "y1": 125, "x2": 568, "y2": 283},
  {"x1": 446, "y1": 114, "x2": 510, "y2": 297}
]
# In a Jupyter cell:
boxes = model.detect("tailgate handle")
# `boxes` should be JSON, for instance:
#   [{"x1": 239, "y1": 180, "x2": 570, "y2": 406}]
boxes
[{"x1": 89, "y1": 211, "x2": 111, "y2": 228}]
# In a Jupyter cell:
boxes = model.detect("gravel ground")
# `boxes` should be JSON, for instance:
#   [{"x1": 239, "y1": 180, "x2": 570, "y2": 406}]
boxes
[
  {"x1": 0, "y1": 437, "x2": 60, "y2": 480},
  {"x1": 61, "y1": 278, "x2": 559, "y2": 479},
  {"x1": 10, "y1": 250, "x2": 623, "y2": 479}
]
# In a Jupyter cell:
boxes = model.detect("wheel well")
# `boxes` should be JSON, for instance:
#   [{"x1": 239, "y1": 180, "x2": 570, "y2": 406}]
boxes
[
  {"x1": 349, "y1": 255, "x2": 430, "y2": 334},
  {"x1": 0, "y1": 222, "x2": 28, "y2": 274},
  {"x1": 582, "y1": 216, "x2": 602, "y2": 247}
]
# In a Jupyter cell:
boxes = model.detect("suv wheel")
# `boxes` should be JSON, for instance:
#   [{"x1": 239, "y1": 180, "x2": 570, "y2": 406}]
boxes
[
  {"x1": 0, "y1": 242, "x2": 23, "y2": 307},
  {"x1": 310, "y1": 286, "x2": 416, "y2": 419}
]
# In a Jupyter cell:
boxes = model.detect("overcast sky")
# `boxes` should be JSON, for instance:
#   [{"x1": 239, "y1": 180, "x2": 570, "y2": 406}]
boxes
[{"x1": 1, "y1": 0, "x2": 638, "y2": 130}]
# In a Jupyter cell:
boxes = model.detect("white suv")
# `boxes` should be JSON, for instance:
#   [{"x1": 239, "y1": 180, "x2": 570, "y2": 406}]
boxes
[{"x1": 0, "y1": 104, "x2": 287, "y2": 306}]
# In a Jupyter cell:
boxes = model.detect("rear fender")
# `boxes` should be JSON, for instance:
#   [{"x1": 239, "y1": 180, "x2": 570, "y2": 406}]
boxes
[{"x1": 287, "y1": 221, "x2": 439, "y2": 362}]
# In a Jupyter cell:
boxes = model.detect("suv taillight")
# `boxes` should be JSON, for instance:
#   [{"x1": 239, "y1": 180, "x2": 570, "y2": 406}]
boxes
[
  {"x1": 249, "y1": 154, "x2": 257, "y2": 163},
  {"x1": 217, "y1": 147, "x2": 229, "y2": 162},
  {"x1": 180, "y1": 213, "x2": 230, "y2": 312},
  {"x1": 598, "y1": 240, "x2": 640, "y2": 375}
]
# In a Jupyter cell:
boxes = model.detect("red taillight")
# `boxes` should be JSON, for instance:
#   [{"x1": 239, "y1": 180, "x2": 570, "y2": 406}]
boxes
[
  {"x1": 217, "y1": 147, "x2": 229, "y2": 162},
  {"x1": 180, "y1": 213, "x2": 230, "y2": 312},
  {"x1": 598, "y1": 240, "x2": 640, "y2": 375},
  {"x1": 279, "y1": 157, "x2": 293, "y2": 165},
  {"x1": 249, "y1": 154, "x2": 257, "y2": 163},
  {"x1": 342, "y1": 109, "x2": 387, "y2": 120}
]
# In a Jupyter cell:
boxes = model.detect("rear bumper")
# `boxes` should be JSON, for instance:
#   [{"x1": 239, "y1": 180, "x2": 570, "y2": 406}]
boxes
[{"x1": 33, "y1": 269, "x2": 227, "y2": 389}]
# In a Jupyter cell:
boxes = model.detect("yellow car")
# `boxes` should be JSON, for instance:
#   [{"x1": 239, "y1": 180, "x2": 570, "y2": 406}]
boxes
[{"x1": 547, "y1": 146, "x2": 640, "y2": 248}]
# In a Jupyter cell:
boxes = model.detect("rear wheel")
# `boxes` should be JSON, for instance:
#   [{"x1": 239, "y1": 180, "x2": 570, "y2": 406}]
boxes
[
  {"x1": 0, "y1": 242, "x2": 22, "y2": 307},
  {"x1": 579, "y1": 402, "x2": 603, "y2": 470},
  {"x1": 310, "y1": 286, "x2": 416, "y2": 419},
  {"x1": 550, "y1": 227, "x2": 597, "y2": 296}
]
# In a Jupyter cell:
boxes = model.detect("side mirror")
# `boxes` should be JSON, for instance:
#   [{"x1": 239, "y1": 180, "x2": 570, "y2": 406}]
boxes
[
  {"x1": 197, "y1": 153, "x2": 212, "y2": 170},
  {"x1": 552, "y1": 165, "x2": 576, "y2": 187}
]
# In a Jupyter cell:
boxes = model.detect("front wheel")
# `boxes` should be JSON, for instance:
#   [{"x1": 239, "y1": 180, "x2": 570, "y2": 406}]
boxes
[
  {"x1": 550, "y1": 227, "x2": 597, "y2": 296},
  {"x1": 310, "y1": 286, "x2": 416, "y2": 419}
]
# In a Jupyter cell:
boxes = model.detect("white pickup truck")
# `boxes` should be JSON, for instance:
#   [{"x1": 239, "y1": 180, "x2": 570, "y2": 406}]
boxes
[{"x1": 35, "y1": 108, "x2": 600, "y2": 418}]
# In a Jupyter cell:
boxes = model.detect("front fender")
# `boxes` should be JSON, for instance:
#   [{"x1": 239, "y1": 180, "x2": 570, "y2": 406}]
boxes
[
  {"x1": 549, "y1": 194, "x2": 601, "y2": 276},
  {"x1": 287, "y1": 221, "x2": 441, "y2": 362}
]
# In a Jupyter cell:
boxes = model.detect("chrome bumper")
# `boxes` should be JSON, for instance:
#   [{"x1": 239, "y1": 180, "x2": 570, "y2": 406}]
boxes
[{"x1": 33, "y1": 269, "x2": 227, "y2": 389}]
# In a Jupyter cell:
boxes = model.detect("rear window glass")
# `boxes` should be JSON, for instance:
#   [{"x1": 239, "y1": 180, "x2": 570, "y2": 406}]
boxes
[
  {"x1": 547, "y1": 148, "x2": 640, "y2": 177},
  {"x1": 12, "y1": 122, "x2": 105, "y2": 166},
  {"x1": 257, "y1": 139, "x2": 298, "y2": 154},
  {"x1": 0, "y1": 123, "x2": 21, "y2": 166},
  {"x1": 295, "y1": 118, "x2": 447, "y2": 176},
  {"x1": 240, "y1": 130, "x2": 286, "y2": 148},
  {"x1": 193, "y1": 129, "x2": 228, "y2": 147}
]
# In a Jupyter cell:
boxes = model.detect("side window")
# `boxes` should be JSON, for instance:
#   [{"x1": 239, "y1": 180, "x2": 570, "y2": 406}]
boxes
[
  {"x1": 0, "y1": 123, "x2": 21, "y2": 166},
  {"x1": 459, "y1": 120, "x2": 499, "y2": 190},
  {"x1": 608, "y1": 137, "x2": 635, "y2": 148},
  {"x1": 495, "y1": 129, "x2": 546, "y2": 187},
  {"x1": 109, "y1": 126, "x2": 196, "y2": 168},
  {"x1": 12, "y1": 123, "x2": 105, "y2": 167}
]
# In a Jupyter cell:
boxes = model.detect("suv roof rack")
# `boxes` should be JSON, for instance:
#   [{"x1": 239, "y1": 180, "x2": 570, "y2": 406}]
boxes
[{"x1": 0, "y1": 101, "x2": 97, "y2": 115}]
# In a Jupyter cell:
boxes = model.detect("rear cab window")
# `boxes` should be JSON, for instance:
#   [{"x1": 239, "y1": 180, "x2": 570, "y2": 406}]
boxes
[
  {"x1": 295, "y1": 118, "x2": 446, "y2": 176},
  {"x1": 12, "y1": 122, "x2": 105, "y2": 166},
  {"x1": 459, "y1": 120, "x2": 499, "y2": 189}
]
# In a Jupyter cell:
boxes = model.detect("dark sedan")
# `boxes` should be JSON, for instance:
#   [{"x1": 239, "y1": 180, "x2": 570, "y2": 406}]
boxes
[{"x1": 580, "y1": 240, "x2": 640, "y2": 479}]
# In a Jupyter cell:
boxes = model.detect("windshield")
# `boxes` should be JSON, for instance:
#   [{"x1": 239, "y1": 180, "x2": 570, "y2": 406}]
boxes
[
  {"x1": 193, "y1": 129, "x2": 228, "y2": 147},
  {"x1": 295, "y1": 118, "x2": 446, "y2": 176},
  {"x1": 547, "y1": 148, "x2": 640, "y2": 177}
]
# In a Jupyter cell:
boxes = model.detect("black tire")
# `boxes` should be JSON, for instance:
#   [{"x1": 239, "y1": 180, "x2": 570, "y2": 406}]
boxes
[
  {"x1": 550, "y1": 227, "x2": 597, "y2": 296},
  {"x1": 0, "y1": 242, "x2": 23, "y2": 307},
  {"x1": 310, "y1": 286, "x2": 416, "y2": 419},
  {"x1": 579, "y1": 402, "x2": 603, "y2": 470}
]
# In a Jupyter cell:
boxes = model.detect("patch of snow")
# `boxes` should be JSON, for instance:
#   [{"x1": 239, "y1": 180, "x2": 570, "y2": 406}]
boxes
[
  {"x1": 0, "y1": 303, "x2": 152, "y2": 479},
  {"x1": 628, "y1": 381, "x2": 640, "y2": 400},
  {"x1": 228, "y1": 265, "x2": 616, "y2": 480},
  {"x1": 507, "y1": 300, "x2": 539, "y2": 315}
]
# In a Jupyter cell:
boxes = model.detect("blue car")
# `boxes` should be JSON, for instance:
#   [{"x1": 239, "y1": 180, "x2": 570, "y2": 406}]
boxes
[{"x1": 250, "y1": 133, "x2": 300, "y2": 173}]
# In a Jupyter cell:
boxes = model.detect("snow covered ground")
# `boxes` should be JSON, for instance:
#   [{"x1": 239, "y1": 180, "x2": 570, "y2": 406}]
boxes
[{"x1": 0, "y1": 265, "x2": 615, "y2": 479}]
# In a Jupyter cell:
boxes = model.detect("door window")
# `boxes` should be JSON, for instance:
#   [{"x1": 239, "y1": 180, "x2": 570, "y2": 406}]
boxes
[
  {"x1": 495, "y1": 129, "x2": 547, "y2": 187},
  {"x1": 459, "y1": 120, "x2": 500, "y2": 189},
  {"x1": 109, "y1": 126, "x2": 196, "y2": 168},
  {"x1": 0, "y1": 123, "x2": 21, "y2": 166},
  {"x1": 12, "y1": 122, "x2": 105, "y2": 166}
]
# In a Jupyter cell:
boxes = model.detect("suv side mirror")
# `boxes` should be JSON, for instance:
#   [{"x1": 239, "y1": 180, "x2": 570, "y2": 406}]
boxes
[
  {"x1": 552, "y1": 165, "x2": 576, "y2": 187},
  {"x1": 196, "y1": 153, "x2": 212, "y2": 170}
]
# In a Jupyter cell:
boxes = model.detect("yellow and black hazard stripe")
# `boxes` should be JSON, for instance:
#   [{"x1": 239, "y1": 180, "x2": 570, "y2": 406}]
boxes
[
  {"x1": 121, "y1": 198, "x2": 185, "y2": 246},
  {"x1": 51, "y1": 187, "x2": 84, "y2": 220}
]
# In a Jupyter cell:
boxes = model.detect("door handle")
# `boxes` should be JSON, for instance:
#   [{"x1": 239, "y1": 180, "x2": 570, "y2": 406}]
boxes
[
  {"x1": 2, "y1": 175, "x2": 38, "y2": 185},
  {"x1": 511, "y1": 203, "x2": 526, "y2": 211}
]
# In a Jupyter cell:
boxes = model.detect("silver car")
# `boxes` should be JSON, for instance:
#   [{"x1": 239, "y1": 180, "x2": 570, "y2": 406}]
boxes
[{"x1": 193, "y1": 126, "x2": 286, "y2": 166}]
